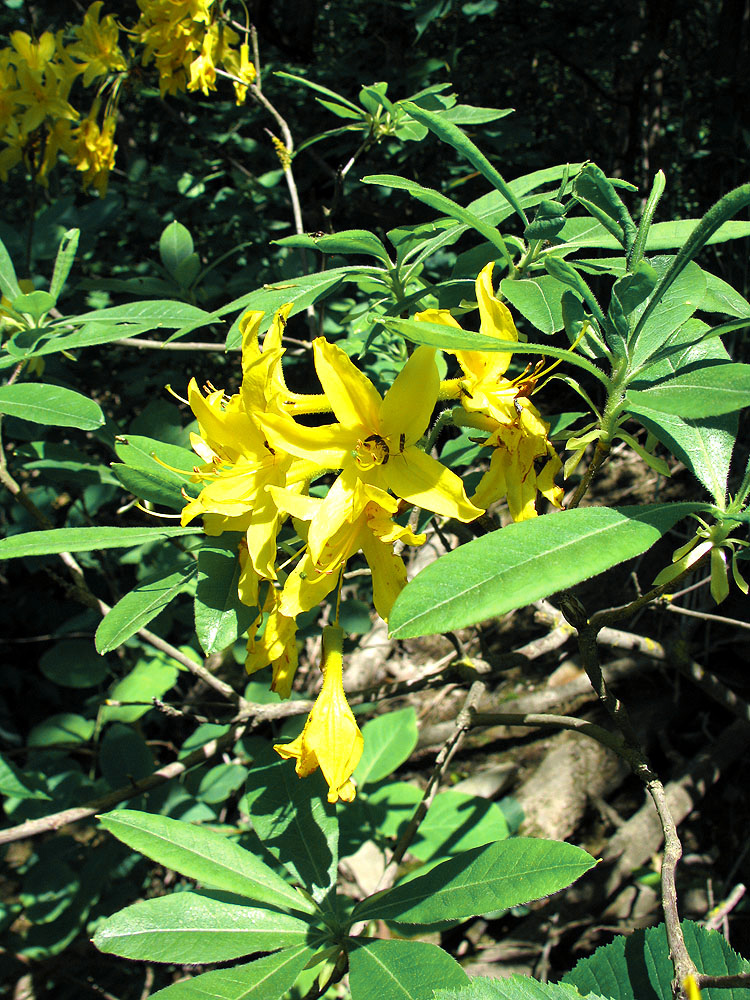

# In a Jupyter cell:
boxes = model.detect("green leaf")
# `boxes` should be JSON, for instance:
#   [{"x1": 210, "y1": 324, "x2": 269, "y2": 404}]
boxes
[
  {"x1": 93, "y1": 891, "x2": 312, "y2": 963},
  {"x1": 160, "y1": 221, "x2": 195, "y2": 278},
  {"x1": 98, "y1": 809, "x2": 315, "y2": 913},
  {"x1": 627, "y1": 258, "x2": 706, "y2": 367},
  {"x1": 147, "y1": 944, "x2": 314, "y2": 1000},
  {"x1": 563, "y1": 919, "x2": 750, "y2": 1000},
  {"x1": 0, "y1": 752, "x2": 51, "y2": 800},
  {"x1": 573, "y1": 164, "x2": 636, "y2": 250},
  {"x1": 72, "y1": 300, "x2": 213, "y2": 329},
  {"x1": 13, "y1": 290, "x2": 56, "y2": 322},
  {"x1": 0, "y1": 234, "x2": 21, "y2": 300},
  {"x1": 49, "y1": 229, "x2": 79, "y2": 302},
  {"x1": 275, "y1": 71, "x2": 362, "y2": 112},
  {"x1": 436, "y1": 975, "x2": 596, "y2": 1000},
  {"x1": 351, "y1": 838, "x2": 596, "y2": 924},
  {"x1": 221, "y1": 269, "x2": 353, "y2": 349},
  {"x1": 400, "y1": 102, "x2": 528, "y2": 226},
  {"x1": 0, "y1": 383, "x2": 103, "y2": 429},
  {"x1": 39, "y1": 638, "x2": 110, "y2": 688},
  {"x1": 95, "y1": 564, "x2": 197, "y2": 654},
  {"x1": 701, "y1": 271, "x2": 750, "y2": 317},
  {"x1": 197, "y1": 763, "x2": 249, "y2": 803},
  {"x1": 627, "y1": 169, "x2": 665, "y2": 271},
  {"x1": 607, "y1": 260, "x2": 658, "y2": 341},
  {"x1": 630, "y1": 406, "x2": 736, "y2": 506},
  {"x1": 629, "y1": 183, "x2": 750, "y2": 358},
  {"x1": 558, "y1": 217, "x2": 750, "y2": 253},
  {"x1": 363, "y1": 174, "x2": 512, "y2": 265},
  {"x1": 0, "y1": 525, "x2": 202, "y2": 559},
  {"x1": 626, "y1": 363, "x2": 750, "y2": 418},
  {"x1": 15, "y1": 321, "x2": 153, "y2": 358},
  {"x1": 274, "y1": 230, "x2": 391, "y2": 264},
  {"x1": 101, "y1": 656, "x2": 180, "y2": 724},
  {"x1": 500, "y1": 275, "x2": 569, "y2": 335},
  {"x1": 542, "y1": 257, "x2": 607, "y2": 327},
  {"x1": 349, "y1": 939, "x2": 468, "y2": 1000},
  {"x1": 389, "y1": 504, "x2": 702, "y2": 638},
  {"x1": 641, "y1": 218, "x2": 750, "y2": 250},
  {"x1": 113, "y1": 434, "x2": 195, "y2": 509},
  {"x1": 354, "y1": 708, "x2": 418, "y2": 786},
  {"x1": 441, "y1": 104, "x2": 513, "y2": 125},
  {"x1": 241, "y1": 756, "x2": 338, "y2": 904},
  {"x1": 28, "y1": 713, "x2": 95, "y2": 747},
  {"x1": 411, "y1": 791, "x2": 509, "y2": 862},
  {"x1": 195, "y1": 538, "x2": 258, "y2": 656},
  {"x1": 381, "y1": 317, "x2": 607, "y2": 383}
]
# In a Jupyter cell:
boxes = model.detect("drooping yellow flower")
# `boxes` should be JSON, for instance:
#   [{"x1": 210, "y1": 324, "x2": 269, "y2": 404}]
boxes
[
  {"x1": 259, "y1": 337, "x2": 483, "y2": 528},
  {"x1": 223, "y1": 41, "x2": 256, "y2": 104},
  {"x1": 244, "y1": 584, "x2": 299, "y2": 699},
  {"x1": 275, "y1": 624, "x2": 363, "y2": 803},
  {"x1": 417, "y1": 262, "x2": 563, "y2": 521},
  {"x1": 268, "y1": 469, "x2": 425, "y2": 622}
]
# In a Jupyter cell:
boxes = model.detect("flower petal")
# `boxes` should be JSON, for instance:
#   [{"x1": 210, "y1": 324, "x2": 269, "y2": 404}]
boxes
[
  {"x1": 258, "y1": 410, "x2": 352, "y2": 469},
  {"x1": 380, "y1": 346, "x2": 439, "y2": 444},
  {"x1": 385, "y1": 448, "x2": 483, "y2": 522},
  {"x1": 313, "y1": 337, "x2": 381, "y2": 431}
]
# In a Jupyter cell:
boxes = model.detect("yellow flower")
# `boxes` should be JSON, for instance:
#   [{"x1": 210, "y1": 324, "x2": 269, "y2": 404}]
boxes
[
  {"x1": 68, "y1": 113, "x2": 117, "y2": 195},
  {"x1": 68, "y1": 2, "x2": 128, "y2": 86},
  {"x1": 245, "y1": 585, "x2": 299, "y2": 699},
  {"x1": 259, "y1": 337, "x2": 483, "y2": 526},
  {"x1": 417, "y1": 262, "x2": 563, "y2": 521},
  {"x1": 275, "y1": 624, "x2": 363, "y2": 803},
  {"x1": 181, "y1": 305, "x2": 315, "y2": 596},
  {"x1": 268, "y1": 470, "x2": 425, "y2": 621},
  {"x1": 223, "y1": 41, "x2": 256, "y2": 104}
]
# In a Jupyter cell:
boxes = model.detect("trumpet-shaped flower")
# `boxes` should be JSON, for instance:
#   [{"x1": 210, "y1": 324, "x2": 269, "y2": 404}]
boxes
[
  {"x1": 417, "y1": 262, "x2": 563, "y2": 521},
  {"x1": 258, "y1": 337, "x2": 483, "y2": 531},
  {"x1": 275, "y1": 624, "x2": 363, "y2": 803}
]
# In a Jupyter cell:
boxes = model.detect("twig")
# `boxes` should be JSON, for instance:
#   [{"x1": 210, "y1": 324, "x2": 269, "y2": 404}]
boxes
[
  {"x1": 558, "y1": 593, "x2": 699, "y2": 996},
  {"x1": 662, "y1": 600, "x2": 750, "y2": 632},
  {"x1": 566, "y1": 439, "x2": 610, "y2": 509},
  {"x1": 696, "y1": 973, "x2": 750, "y2": 990},
  {"x1": 0, "y1": 724, "x2": 246, "y2": 846},
  {"x1": 112, "y1": 338, "x2": 227, "y2": 351},
  {"x1": 703, "y1": 883, "x2": 746, "y2": 931},
  {"x1": 374, "y1": 680, "x2": 486, "y2": 894}
]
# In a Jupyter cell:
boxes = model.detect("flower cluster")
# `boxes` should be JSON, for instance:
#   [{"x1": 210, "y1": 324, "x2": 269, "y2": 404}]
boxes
[
  {"x1": 0, "y1": 4, "x2": 124, "y2": 192},
  {"x1": 180, "y1": 267, "x2": 563, "y2": 801},
  {"x1": 0, "y1": 1, "x2": 256, "y2": 191},
  {"x1": 133, "y1": 0, "x2": 256, "y2": 101}
]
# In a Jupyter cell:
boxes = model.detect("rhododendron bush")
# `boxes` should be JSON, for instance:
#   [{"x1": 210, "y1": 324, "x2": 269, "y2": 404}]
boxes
[{"x1": 1, "y1": 4, "x2": 749, "y2": 1000}]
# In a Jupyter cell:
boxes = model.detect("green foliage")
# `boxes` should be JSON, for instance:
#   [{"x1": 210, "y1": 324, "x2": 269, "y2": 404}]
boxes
[
  {"x1": 563, "y1": 921, "x2": 750, "y2": 1000},
  {"x1": 2, "y1": 6, "x2": 750, "y2": 998}
]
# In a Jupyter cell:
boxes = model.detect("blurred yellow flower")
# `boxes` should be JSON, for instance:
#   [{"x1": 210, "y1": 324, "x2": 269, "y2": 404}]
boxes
[
  {"x1": 275, "y1": 624, "x2": 363, "y2": 803},
  {"x1": 68, "y1": 112, "x2": 117, "y2": 194},
  {"x1": 223, "y1": 41, "x2": 256, "y2": 104},
  {"x1": 68, "y1": 2, "x2": 128, "y2": 86}
]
